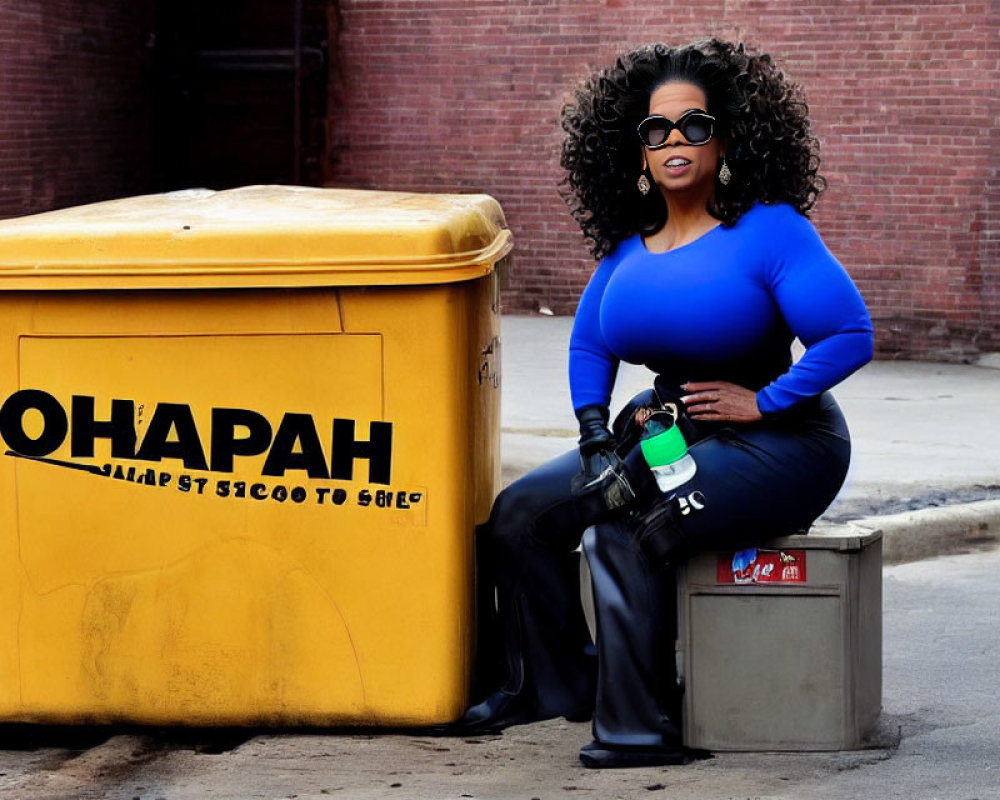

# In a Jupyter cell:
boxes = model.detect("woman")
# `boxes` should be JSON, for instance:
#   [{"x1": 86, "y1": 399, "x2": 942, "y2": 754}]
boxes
[{"x1": 456, "y1": 39, "x2": 874, "y2": 769}]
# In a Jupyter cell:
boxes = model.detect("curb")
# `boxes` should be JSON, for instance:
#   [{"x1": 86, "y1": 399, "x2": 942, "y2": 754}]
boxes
[{"x1": 817, "y1": 499, "x2": 1000, "y2": 565}]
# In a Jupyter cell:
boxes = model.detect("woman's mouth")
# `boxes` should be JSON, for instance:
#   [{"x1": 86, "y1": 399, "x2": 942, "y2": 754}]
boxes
[{"x1": 666, "y1": 157, "x2": 691, "y2": 169}]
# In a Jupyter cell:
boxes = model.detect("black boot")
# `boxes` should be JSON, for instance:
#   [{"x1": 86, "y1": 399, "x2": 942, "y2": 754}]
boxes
[
  {"x1": 443, "y1": 689, "x2": 534, "y2": 735},
  {"x1": 579, "y1": 740, "x2": 711, "y2": 769}
]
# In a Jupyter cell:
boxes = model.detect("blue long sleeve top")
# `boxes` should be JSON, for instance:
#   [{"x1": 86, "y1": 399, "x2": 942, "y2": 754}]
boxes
[{"x1": 568, "y1": 203, "x2": 874, "y2": 414}]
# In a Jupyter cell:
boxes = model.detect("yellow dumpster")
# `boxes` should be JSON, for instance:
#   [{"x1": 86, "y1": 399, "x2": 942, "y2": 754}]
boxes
[{"x1": 0, "y1": 186, "x2": 510, "y2": 726}]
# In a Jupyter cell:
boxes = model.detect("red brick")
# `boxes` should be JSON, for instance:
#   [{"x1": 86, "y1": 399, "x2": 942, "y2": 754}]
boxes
[{"x1": 0, "y1": 0, "x2": 155, "y2": 215}]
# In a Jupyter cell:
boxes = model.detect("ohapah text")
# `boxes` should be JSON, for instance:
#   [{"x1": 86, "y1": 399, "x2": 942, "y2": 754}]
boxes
[{"x1": 0, "y1": 389, "x2": 394, "y2": 484}]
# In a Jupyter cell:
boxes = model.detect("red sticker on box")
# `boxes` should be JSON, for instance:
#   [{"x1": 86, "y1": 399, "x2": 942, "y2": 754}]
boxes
[{"x1": 717, "y1": 548, "x2": 807, "y2": 584}]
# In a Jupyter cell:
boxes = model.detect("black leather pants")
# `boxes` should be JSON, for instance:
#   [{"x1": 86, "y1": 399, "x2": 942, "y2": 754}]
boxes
[
  {"x1": 472, "y1": 448, "x2": 598, "y2": 721},
  {"x1": 473, "y1": 391, "x2": 851, "y2": 745}
]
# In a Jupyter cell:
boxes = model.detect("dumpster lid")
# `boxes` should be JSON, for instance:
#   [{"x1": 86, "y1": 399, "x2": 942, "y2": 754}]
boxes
[{"x1": 0, "y1": 186, "x2": 513, "y2": 290}]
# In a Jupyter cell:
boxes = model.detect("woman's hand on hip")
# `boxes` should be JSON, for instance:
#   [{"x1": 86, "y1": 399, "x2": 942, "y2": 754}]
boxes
[{"x1": 681, "y1": 381, "x2": 763, "y2": 423}]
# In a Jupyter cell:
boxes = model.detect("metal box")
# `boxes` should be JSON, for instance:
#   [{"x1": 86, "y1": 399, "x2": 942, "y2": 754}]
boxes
[{"x1": 677, "y1": 526, "x2": 882, "y2": 750}]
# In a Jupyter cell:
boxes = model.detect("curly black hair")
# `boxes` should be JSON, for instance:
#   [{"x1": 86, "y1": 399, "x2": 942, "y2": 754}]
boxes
[{"x1": 560, "y1": 39, "x2": 826, "y2": 259}]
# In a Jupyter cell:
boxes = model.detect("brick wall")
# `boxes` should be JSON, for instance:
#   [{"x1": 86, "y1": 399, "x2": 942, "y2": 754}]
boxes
[
  {"x1": 326, "y1": 0, "x2": 999, "y2": 361},
  {"x1": 0, "y1": 1, "x2": 994, "y2": 360},
  {"x1": 0, "y1": 1, "x2": 155, "y2": 217}
]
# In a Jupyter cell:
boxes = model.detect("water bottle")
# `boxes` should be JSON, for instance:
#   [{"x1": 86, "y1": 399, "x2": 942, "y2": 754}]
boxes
[{"x1": 638, "y1": 414, "x2": 697, "y2": 493}]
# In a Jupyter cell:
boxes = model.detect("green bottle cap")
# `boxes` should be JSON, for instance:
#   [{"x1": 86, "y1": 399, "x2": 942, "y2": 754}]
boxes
[{"x1": 639, "y1": 423, "x2": 688, "y2": 467}]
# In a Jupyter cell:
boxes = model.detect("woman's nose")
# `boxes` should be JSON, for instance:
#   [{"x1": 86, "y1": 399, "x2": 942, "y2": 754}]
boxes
[{"x1": 664, "y1": 126, "x2": 689, "y2": 146}]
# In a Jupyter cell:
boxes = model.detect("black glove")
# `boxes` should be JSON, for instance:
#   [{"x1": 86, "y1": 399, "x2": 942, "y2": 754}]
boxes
[
  {"x1": 575, "y1": 404, "x2": 615, "y2": 480},
  {"x1": 570, "y1": 404, "x2": 638, "y2": 517}
]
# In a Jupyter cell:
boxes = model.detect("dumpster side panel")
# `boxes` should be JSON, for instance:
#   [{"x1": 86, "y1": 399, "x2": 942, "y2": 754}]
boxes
[
  {"x1": 338, "y1": 281, "x2": 487, "y2": 723},
  {"x1": 472, "y1": 267, "x2": 501, "y2": 526},
  {"x1": 0, "y1": 280, "x2": 495, "y2": 725}
]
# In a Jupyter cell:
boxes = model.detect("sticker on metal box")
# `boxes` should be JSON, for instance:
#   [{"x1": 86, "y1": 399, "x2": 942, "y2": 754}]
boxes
[{"x1": 717, "y1": 548, "x2": 808, "y2": 584}]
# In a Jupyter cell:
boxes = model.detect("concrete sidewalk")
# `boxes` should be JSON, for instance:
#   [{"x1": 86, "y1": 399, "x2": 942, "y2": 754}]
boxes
[{"x1": 499, "y1": 315, "x2": 1000, "y2": 563}]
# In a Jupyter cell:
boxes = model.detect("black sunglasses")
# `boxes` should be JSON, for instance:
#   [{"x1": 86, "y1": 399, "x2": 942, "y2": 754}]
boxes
[{"x1": 636, "y1": 110, "x2": 716, "y2": 148}]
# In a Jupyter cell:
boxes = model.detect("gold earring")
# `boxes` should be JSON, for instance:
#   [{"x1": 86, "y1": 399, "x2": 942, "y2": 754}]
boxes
[
  {"x1": 637, "y1": 174, "x2": 651, "y2": 195},
  {"x1": 718, "y1": 158, "x2": 732, "y2": 186}
]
